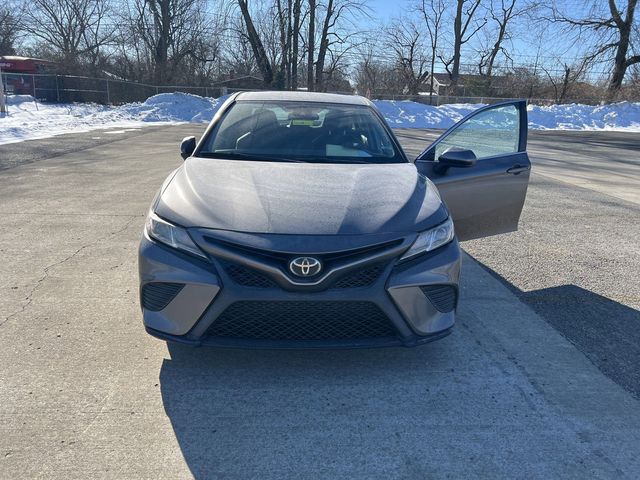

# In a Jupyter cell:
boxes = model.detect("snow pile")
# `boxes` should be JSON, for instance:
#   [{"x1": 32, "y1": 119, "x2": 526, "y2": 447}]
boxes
[
  {"x1": 2, "y1": 92, "x2": 640, "y2": 145},
  {"x1": 527, "y1": 102, "x2": 640, "y2": 130},
  {"x1": 373, "y1": 100, "x2": 482, "y2": 129},
  {"x1": 0, "y1": 93, "x2": 224, "y2": 145},
  {"x1": 378, "y1": 99, "x2": 640, "y2": 131},
  {"x1": 117, "y1": 93, "x2": 225, "y2": 123}
]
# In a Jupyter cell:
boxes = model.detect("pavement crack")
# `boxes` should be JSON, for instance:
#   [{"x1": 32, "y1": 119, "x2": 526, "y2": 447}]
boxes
[{"x1": 1, "y1": 215, "x2": 141, "y2": 327}]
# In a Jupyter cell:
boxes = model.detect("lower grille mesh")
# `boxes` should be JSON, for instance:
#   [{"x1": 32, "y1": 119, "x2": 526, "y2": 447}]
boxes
[
  {"x1": 207, "y1": 301, "x2": 397, "y2": 340},
  {"x1": 141, "y1": 282, "x2": 184, "y2": 311},
  {"x1": 420, "y1": 285, "x2": 457, "y2": 312},
  {"x1": 331, "y1": 264, "x2": 384, "y2": 289},
  {"x1": 224, "y1": 262, "x2": 385, "y2": 289},
  {"x1": 224, "y1": 263, "x2": 277, "y2": 288}
]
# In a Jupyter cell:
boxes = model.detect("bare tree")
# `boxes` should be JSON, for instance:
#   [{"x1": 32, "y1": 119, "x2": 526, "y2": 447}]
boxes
[
  {"x1": 221, "y1": 14, "x2": 261, "y2": 77},
  {"x1": 0, "y1": 4, "x2": 21, "y2": 55},
  {"x1": 237, "y1": 0, "x2": 274, "y2": 85},
  {"x1": 541, "y1": 58, "x2": 589, "y2": 103},
  {"x1": 354, "y1": 46, "x2": 381, "y2": 95},
  {"x1": 477, "y1": 0, "x2": 519, "y2": 77},
  {"x1": 307, "y1": 0, "x2": 366, "y2": 91},
  {"x1": 385, "y1": 18, "x2": 431, "y2": 95},
  {"x1": 116, "y1": 0, "x2": 221, "y2": 84},
  {"x1": 441, "y1": 0, "x2": 486, "y2": 85},
  {"x1": 551, "y1": 0, "x2": 639, "y2": 99},
  {"x1": 237, "y1": 0, "x2": 306, "y2": 89},
  {"x1": 307, "y1": 0, "x2": 316, "y2": 90},
  {"x1": 314, "y1": 0, "x2": 334, "y2": 91},
  {"x1": 417, "y1": 0, "x2": 446, "y2": 103},
  {"x1": 291, "y1": 0, "x2": 302, "y2": 89},
  {"x1": 22, "y1": 0, "x2": 113, "y2": 71},
  {"x1": 354, "y1": 43, "x2": 406, "y2": 96}
]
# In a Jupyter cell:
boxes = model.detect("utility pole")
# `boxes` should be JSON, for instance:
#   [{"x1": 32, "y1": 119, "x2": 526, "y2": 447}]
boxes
[{"x1": 0, "y1": 65, "x2": 6, "y2": 114}]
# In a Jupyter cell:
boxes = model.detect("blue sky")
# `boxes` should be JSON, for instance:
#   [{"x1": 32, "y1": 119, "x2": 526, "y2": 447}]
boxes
[{"x1": 352, "y1": 0, "x2": 607, "y2": 80}]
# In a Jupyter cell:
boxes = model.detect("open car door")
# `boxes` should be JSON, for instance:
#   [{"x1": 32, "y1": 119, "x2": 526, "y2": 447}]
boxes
[{"x1": 415, "y1": 100, "x2": 531, "y2": 241}]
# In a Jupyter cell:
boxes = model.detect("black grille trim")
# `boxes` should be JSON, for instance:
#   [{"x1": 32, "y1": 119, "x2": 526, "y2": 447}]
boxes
[
  {"x1": 206, "y1": 301, "x2": 398, "y2": 340},
  {"x1": 420, "y1": 285, "x2": 457, "y2": 312},
  {"x1": 202, "y1": 236, "x2": 403, "y2": 264},
  {"x1": 141, "y1": 282, "x2": 185, "y2": 311}
]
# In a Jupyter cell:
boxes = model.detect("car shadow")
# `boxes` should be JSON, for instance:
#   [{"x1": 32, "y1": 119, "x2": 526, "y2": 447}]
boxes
[
  {"x1": 473, "y1": 259, "x2": 640, "y2": 399},
  {"x1": 158, "y1": 260, "x2": 639, "y2": 478}
]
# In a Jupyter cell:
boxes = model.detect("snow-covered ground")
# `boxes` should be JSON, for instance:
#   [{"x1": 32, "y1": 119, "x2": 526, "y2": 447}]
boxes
[
  {"x1": 0, "y1": 93, "x2": 224, "y2": 145},
  {"x1": 375, "y1": 100, "x2": 640, "y2": 131},
  {"x1": 1, "y1": 92, "x2": 639, "y2": 145}
]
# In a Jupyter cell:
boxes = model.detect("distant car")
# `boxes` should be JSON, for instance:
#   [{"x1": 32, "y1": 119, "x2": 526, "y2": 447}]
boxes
[{"x1": 139, "y1": 91, "x2": 530, "y2": 348}]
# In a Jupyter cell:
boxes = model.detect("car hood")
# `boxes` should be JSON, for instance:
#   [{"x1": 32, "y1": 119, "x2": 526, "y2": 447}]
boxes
[{"x1": 155, "y1": 157, "x2": 447, "y2": 235}]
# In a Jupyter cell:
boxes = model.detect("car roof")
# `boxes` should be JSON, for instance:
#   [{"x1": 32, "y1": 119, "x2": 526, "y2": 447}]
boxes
[{"x1": 235, "y1": 90, "x2": 372, "y2": 106}]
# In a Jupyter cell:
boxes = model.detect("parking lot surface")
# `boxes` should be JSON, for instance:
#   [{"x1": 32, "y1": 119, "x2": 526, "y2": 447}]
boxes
[{"x1": 1, "y1": 125, "x2": 639, "y2": 479}]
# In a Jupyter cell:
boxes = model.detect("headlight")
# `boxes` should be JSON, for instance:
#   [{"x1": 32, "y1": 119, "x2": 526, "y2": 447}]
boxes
[
  {"x1": 145, "y1": 211, "x2": 207, "y2": 259},
  {"x1": 400, "y1": 217, "x2": 455, "y2": 261}
]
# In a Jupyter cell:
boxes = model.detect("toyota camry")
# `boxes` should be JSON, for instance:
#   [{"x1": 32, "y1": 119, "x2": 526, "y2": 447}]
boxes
[{"x1": 139, "y1": 91, "x2": 530, "y2": 348}]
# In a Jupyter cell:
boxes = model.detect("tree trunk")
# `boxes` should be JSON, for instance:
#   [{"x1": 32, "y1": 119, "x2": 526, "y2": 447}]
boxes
[
  {"x1": 559, "y1": 65, "x2": 571, "y2": 103},
  {"x1": 315, "y1": 0, "x2": 333, "y2": 91},
  {"x1": 486, "y1": 21, "x2": 507, "y2": 77},
  {"x1": 608, "y1": 27, "x2": 631, "y2": 95},
  {"x1": 286, "y1": 0, "x2": 293, "y2": 88},
  {"x1": 291, "y1": 0, "x2": 301, "y2": 90},
  {"x1": 276, "y1": 0, "x2": 289, "y2": 89},
  {"x1": 238, "y1": 0, "x2": 274, "y2": 86},
  {"x1": 451, "y1": 0, "x2": 463, "y2": 84},
  {"x1": 307, "y1": 0, "x2": 316, "y2": 91},
  {"x1": 607, "y1": 0, "x2": 637, "y2": 99}
]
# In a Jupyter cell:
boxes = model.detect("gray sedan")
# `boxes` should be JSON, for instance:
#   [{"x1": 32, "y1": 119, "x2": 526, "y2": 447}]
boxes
[{"x1": 138, "y1": 91, "x2": 530, "y2": 348}]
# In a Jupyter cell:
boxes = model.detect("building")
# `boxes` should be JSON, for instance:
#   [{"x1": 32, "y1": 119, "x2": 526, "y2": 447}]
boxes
[
  {"x1": 424, "y1": 73, "x2": 510, "y2": 96},
  {"x1": 0, "y1": 56, "x2": 59, "y2": 96}
]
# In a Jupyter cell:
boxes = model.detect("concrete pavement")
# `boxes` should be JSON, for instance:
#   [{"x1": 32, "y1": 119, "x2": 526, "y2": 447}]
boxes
[
  {"x1": 1, "y1": 125, "x2": 640, "y2": 478},
  {"x1": 398, "y1": 127, "x2": 640, "y2": 398}
]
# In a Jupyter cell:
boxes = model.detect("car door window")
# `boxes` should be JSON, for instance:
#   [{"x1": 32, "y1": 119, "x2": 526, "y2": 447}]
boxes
[{"x1": 434, "y1": 104, "x2": 520, "y2": 160}]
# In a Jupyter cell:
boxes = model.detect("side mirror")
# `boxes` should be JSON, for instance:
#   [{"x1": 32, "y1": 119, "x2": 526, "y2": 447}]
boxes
[
  {"x1": 180, "y1": 136, "x2": 196, "y2": 160},
  {"x1": 433, "y1": 148, "x2": 477, "y2": 174}
]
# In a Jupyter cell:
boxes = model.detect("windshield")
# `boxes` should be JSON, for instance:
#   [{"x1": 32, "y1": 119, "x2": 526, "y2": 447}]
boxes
[{"x1": 198, "y1": 100, "x2": 405, "y2": 164}]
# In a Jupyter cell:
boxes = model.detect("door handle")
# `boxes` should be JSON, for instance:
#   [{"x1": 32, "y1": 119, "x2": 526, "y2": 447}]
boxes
[{"x1": 506, "y1": 165, "x2": 530, "y2": 175}]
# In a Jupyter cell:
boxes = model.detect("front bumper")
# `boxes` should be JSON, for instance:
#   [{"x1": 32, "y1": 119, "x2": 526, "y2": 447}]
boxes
[{"x1": 138, "y1": 232, "x2": 461, "y2": 348}]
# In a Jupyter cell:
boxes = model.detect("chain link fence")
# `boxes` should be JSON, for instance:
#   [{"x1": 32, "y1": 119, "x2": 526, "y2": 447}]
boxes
[
  {"x1": 0, "y1": 72, "x2": 611, "y2": 106},
  {"x1": 0, "y1": 72, "x2": 238, "y2": 105}
]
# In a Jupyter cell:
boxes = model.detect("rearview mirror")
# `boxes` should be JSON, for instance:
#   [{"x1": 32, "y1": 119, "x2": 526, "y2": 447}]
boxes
[
  {"x1": 180, "y1": 136, "x2": 196, "y2": 160},
  {"x1": 433, "y1": 149, "x2": 477, "y2": 174}
]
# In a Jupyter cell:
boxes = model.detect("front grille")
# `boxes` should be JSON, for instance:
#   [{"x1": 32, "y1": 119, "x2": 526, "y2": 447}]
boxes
[
  {"x1": 141, "y1": 282, "x2": 184, "y2": 311},
  {"x1": 206, "y1": 301, "x2": 398, "y2": 340},
  {"x1": 331, "y1": 264, "x2": 384, "y2": 289},
  {"x1": 224, "y1": 263, "x2": 277, "y2": 288},
  {"x1": 223, "y1": 261, "x2": 385, "y2": 290},
  {"x1": 420, "y1": 285, "x2": 457, "y2": 312}
]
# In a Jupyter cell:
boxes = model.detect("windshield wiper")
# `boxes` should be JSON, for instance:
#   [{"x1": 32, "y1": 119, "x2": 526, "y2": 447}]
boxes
[{"x1": 200, "y1": 151, "x2": 306, "y2": 163}]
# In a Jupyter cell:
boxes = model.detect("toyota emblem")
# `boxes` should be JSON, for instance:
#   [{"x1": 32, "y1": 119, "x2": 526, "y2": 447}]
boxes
[{"x1": 289, "y1": 256, "x2": 322, "y2": 277}]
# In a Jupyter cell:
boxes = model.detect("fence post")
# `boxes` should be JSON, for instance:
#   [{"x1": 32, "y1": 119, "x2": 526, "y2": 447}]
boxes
[
  {"x1": 105, "y1": 79, "x2": 110, "y2": 104},
  {"x1": 32, "y1": 74, "x2": 36, "y2": 99},
  {"x1": 55, "y1": 75, "x2": 60, "y2": 103},
  {"x1": 205, "y1": 87, "x2": 208, "y2": 97},
  {"x1": 0, "y1": 66, "x2": 6, "y2": 114}
]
